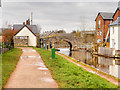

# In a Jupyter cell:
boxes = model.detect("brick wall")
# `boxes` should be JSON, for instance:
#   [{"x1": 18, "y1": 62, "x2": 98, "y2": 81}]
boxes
[
  {"x1": 96, "y1": 14, "x2": 104, "y2": 43},
  {"x1": 113, "y1": 9, "x2": 120, "y2": 21},
  {"x1": 96, "y1": 14, "x2": 111, "y2": 43}
]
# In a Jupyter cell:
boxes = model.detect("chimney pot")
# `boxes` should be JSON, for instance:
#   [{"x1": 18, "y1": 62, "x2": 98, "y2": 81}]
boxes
[
  {"x1": 26, "y1": 19, "x2": 30, "y2": 25},
  {"x1": 23, "y1": 22, "x2": 25, "y2": 25}
]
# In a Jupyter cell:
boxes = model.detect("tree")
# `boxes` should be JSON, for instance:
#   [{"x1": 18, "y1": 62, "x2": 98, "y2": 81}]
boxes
[
  {"x1": 56, "y1": 30, "x2": 66, "y2": 33},
  {"x1": 79, "y1": 16, "x2": 95, "y2": 43},
  {"x1": 2, "y1": 29, "x2": 19, "y2": 43},
  {"x1": 37, "y1": 24, "x2": 42, "y2": 36},
  {"x1": 79, "y1": 16, "x2": 88, "y2": 31}
]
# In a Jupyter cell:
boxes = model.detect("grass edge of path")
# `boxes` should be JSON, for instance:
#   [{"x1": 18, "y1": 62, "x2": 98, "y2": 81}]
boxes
[
  {"x1": 56, "y1": 51, "x2": 120, "y2": 82},
  {"x1": 34, "y1": 47, "x2": 118, "y2": 88},
  {"x1": 2, "y1": 48, "x2": 23, "y2": 88}
]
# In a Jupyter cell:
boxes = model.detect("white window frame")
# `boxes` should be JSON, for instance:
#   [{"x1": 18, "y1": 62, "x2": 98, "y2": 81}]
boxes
[
  {"x1": 97, "y1": 39, "x2": 102, "y2": 43},
  {"x1": 112, "y1": 39, "x2": 115, "y2": 48},
  {"x1": 98, "y1": 20, "x2": 101, "y2": 28}
]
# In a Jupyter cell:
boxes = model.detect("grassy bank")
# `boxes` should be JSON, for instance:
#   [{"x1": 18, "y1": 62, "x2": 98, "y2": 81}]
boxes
[
  {"x1": 34, "y1": 48, "x2": 118, "y2": 88},
  {"x1": 2, "y1": 48, "x2": 22, "y2": 87}
]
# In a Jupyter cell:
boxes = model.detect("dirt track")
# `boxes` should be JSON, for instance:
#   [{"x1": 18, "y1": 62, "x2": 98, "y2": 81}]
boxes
[{"x1": 4, "y1": 47, "x2": 59, "y2": 88}]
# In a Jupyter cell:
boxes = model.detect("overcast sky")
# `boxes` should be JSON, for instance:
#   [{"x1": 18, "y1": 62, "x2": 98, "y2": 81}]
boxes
[{"x1": 1, "y1": 0, "x2": 119, "y2": 33}]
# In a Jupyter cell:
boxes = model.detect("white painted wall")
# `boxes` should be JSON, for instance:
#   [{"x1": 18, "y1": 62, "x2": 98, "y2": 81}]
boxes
[
  {"x1": 118, "y1": 26, "x2": 120, "y2": 50},
  {"x1": 110, "y1": 26, "x2": 119, "y2": 50},
  {"x1": 15, "y1": 26, "x2": 37, "y2": 46},
  {"x1": 109, "y1": 60, "x2": 120, "y2": 79}
]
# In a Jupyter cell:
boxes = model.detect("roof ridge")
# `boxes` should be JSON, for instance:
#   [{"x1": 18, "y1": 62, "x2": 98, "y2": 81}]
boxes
[{"x1": 100, "y1": 12, "x2": 114, "y2": 14}]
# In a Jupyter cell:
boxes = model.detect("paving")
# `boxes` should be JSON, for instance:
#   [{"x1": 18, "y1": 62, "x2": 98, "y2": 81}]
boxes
[{"x1": 4, "y1": 47, "x2": 59, "y2": 88}]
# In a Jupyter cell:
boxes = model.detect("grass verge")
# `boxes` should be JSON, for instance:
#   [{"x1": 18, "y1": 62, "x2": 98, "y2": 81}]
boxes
[
  {"x1": 2, "y1": 48, "x2": 22, "y2": 88},
  {"x1": 57, "y1": 52, "x2": 120, "y2": 82},
  {"x1": 34, "y1": 48, "x2": 118, "y2": 88}
]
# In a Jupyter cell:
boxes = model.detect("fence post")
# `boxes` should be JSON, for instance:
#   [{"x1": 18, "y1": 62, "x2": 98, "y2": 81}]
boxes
[{"x1": 43, "y1": 43, "x2": 46, "y2": 49}]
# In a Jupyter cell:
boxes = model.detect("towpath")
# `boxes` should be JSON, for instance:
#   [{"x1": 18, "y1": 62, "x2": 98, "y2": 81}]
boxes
[{"x1": 4, "y1": 47, "x2": 59, "y2": 88}]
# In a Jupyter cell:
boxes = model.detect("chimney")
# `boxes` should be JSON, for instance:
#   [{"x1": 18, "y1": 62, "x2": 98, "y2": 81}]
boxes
[
  {"x1": 28, "y1": 19, "x2": 30, "y2": 25},
  {"x1": 26, "y1": 19, "x2": 30, "y2": 25},
  {"x1": 23, "y1": 22, "x2": 25, "y2": 25}
]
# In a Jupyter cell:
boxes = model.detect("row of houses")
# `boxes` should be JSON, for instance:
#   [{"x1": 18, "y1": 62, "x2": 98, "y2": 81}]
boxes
[{"x1": 95, "y1": 3, "x2": 120, "y2": 53}]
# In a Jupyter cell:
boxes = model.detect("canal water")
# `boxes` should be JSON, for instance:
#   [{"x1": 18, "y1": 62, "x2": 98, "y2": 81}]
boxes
[{"x1": 57, "y1": 48, "x2": 120, "y2": 79}]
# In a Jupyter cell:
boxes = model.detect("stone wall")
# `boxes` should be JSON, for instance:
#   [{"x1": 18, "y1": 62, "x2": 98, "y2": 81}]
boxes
[{"x1": 13, "y1": 36, "x2": 28, "y2": 47}]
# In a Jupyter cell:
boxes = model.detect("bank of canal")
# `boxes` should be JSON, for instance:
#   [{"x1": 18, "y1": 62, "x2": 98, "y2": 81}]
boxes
[
  {"x1": 34, "y1": 48, "x2": 119, "y2": 88},
  {"x1": 57, "y1": 48, "x2": 120, "y2": 79}
]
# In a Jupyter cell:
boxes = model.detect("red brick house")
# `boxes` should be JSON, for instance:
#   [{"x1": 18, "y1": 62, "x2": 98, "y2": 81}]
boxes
[
  {"x1": 112, "y1": 7, "x2": 120, "y2": 21},
  {"x1": 95, "y1": 12, "x2": 114, "y2": 43}
]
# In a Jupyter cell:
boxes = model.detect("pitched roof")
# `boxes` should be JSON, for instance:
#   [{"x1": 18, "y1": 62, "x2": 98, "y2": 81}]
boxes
[
  {"x1": 41, "y1": 31, "x2": 55, "y2": 37},
  {"x1": 13, "y1": 24, "x2": 38, "y2": 34},
  {"x1": 14, "y1": 25, "x2": 36, "y2": 36},
  {"x1": 109, "y1": 16, "x2": 120, "y2": 26},
  {"x1": 95, "y1": 12, "x2": 114, "y2": 21},
  {"x1": 112, "y1": 7, "x2": 120, "y2": 18}
]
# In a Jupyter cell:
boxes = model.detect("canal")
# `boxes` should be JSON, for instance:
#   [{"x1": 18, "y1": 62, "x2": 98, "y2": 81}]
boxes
[{"x1": 57, "y1": 48, "x2": 120, "y2": 79}]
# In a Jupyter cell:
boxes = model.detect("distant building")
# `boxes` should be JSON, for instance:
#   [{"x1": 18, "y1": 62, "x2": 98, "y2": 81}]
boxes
[
  {"x1": 80, "y1": 30, "x2": 95, "y2": 37},
  {"x1": 13, "y1": 19, "x2": 39, "y2": 47},
  {"x1": 56, "y1": 30, "x2": 66, "y2": 34},
  {"x1": 40, "y1": 31, "x2": 57, "y2": 38},
  {"x1": 95, "y1": 12, "x2": 113, "y2": 43}
]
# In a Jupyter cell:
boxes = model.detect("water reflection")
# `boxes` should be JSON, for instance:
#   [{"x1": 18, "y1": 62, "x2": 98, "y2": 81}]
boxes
[{"x1": 58, "y1": 48, "x2": 120, "y2": 79}]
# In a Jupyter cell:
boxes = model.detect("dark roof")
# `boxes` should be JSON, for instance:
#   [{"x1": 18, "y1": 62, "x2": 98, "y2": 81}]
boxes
[
  {"x1": 14, "y1": 25, "x2": 36, "y2": 36},
  {"x1": 109, "y1": 16, "x2": 120, "y2": 26},
  {"x1": 95, "y1": 12, "x2": 114, "y2": 21},
  {"x1": 41, "y1": 31, "x2": 55, "y2": 37},
  {"x1": 13, "y1": 24, "x2": 38, "y2": 34}
]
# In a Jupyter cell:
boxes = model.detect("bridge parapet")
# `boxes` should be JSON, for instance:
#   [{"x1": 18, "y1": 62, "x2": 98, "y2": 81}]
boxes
[{"x1": 40, "y1": 34, "x2": 83, "y2": 51}]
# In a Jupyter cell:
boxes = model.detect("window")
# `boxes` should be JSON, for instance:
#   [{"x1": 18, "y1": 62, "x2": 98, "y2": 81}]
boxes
[
  {"x1": 98, "y1": 20, "x2": 101, "y2": 28},
  {"x1": 100, "y1": 30, "x2": 102, "y2": 35},
  {"x1": 113, "y1": 27, "x2": 114, "y2": 34},
  {"x1": 20, "y1": 37, "x2": 24, "y2": 39},
  {"x1": 97, "y1": 39, "x2": 102, "y2": 43},
  {"x1": 97, "y1": 30, "x2": 99, "y2": 35},
  {"x1": 112, "y1": 39, "x2": 115, "y2": 48}
]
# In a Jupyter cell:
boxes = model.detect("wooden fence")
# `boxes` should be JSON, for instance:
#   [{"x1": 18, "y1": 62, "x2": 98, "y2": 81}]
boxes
[{"x1": 0, "y1": 42, "x2": 14, "y2": 54}]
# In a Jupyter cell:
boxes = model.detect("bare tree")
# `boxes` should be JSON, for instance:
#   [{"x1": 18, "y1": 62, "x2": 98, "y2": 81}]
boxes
[
  {"x1": 79, "y1": 16, "x2": 88, "y2": 31},
  {"x1": 79, "y1": 16, "x2": 95, "y2": 43},
  {"x1": 37, "y1": 24, "x2": 42, "y2": 35}
]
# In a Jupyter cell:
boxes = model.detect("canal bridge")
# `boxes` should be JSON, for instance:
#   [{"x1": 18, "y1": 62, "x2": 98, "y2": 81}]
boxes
[{"x1": 40, "y1": 33, "x2": 83, "y2": 51}]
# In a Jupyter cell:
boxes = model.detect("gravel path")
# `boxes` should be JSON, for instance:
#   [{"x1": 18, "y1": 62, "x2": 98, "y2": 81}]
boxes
[{"x1": 4, "y1": 47, "x2": 59, "y2": 88}]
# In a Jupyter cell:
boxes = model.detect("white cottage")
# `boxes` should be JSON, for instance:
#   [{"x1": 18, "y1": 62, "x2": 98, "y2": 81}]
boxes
[
  {"x1": 13, "y1": 25, "x2": 38, "y2": 47},
  {"x1": 109, "y1": 17, "x2": 120, "y2": 52}
]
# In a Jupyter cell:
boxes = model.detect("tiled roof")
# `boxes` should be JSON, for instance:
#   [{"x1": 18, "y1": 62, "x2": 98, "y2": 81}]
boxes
[
  {"x1": 95, "y1": 12, "x2": 114, "y2": 21},
  {"x1": 109, "y1": 16, "x2": 120, "y2": 26},
  {"x1": 100, "y1": 12, "x2": 114, "y2": 20},
  {"x1": 13, "y1": 24, "x2": 38, "y2": 34}
]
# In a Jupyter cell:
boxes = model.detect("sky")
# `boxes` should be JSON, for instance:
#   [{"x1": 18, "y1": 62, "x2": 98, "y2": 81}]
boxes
[
  {"x1": 0, "y1": 0, "x2": 1, "y2": 29},
  {"x1": 1, "y1": 0, "x2": 119, "y2": 33}
]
